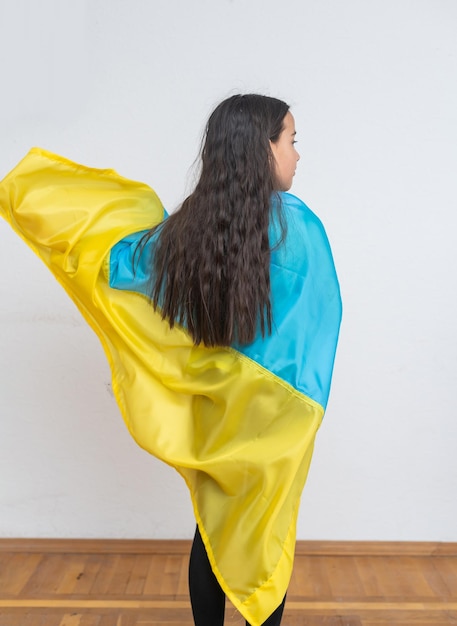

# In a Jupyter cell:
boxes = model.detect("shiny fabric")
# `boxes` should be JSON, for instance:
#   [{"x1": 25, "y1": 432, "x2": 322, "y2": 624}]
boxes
[
  {"x1": 0, "y1": 148, "x2": 342, "y2": 626},
  {"x1": 110, "y1": 193, "x2": 341, "y2": 410}
]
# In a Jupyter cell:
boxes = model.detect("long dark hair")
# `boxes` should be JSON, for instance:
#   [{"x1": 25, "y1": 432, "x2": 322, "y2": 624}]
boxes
[{"x1": 144, "y1": 93, "x2": 289, "y2": 347}]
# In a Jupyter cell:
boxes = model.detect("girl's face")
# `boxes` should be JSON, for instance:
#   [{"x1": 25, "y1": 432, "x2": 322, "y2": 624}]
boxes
[{"x1": 270, "y1": 112, "x2": 300, "y2": 191}]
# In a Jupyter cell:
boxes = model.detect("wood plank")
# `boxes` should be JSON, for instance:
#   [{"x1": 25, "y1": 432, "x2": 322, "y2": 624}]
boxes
[
  {"x1": 432, "y1": 555, "x2": 457, "y2": 595},
  {"x1": 20, "y1": 554, "x2": 68, "y2": 596},
  {"x1": 69, "y1": 555, "x2": 104, "y2": 596},
  {"x1": 354, "y1": 555, "x2": 385, "y2": 599},
  {"x1": 0, "y1": 552, "x2": 43, "y2": 596},
  {"x1": 176, "y1": 553, "x2": 189, "y2": 597},
  {"x1": 1, "y1": 599, "x2": 457, "y2": 610},
  {"x1": 105, "y1": 555, "x2": 138, "y2": 596},
  {"x1": 54, "y1": 555, "x2": 90, "y2": 596},
  {"x1": 89, "y1": 555, "x2": 121, "y2": 596},
  {"x1": 422, "y1": 556, "x2": 455, "y2": 599},
  {"x1": 325, "y1": 556, "x2": 366, "y2": 600},
  {"x1": 124, "y1": 555, "x2": 153, "y2": 596},
  {"x1": 291, "y1": 555, "x2": 333, "y2": 599},
  {"x1": 160, "y1": 555, "x2": 184, "y2": 597},
  {"x1": 143, "y1": 555, "x2": 168, "y2": 596}
]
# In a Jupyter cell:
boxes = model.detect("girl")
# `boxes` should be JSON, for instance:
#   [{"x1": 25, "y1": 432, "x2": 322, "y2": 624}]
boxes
[{"x1": 0, "y1": 94, "x2": 342, "y2": 626}]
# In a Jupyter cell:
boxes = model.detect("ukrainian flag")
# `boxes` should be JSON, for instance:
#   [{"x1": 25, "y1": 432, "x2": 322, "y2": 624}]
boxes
[{"x1": 0, "y1": 148, "x2": 341, "y2": 626}]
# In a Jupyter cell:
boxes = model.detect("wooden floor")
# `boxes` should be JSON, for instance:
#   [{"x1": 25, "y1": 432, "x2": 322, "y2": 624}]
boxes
[{"x1": 0, "y1": 539, "x2": 456, "y2": 625}]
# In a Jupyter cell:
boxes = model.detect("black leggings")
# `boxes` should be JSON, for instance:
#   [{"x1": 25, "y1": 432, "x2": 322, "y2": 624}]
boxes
[{"x1": 188, "y1": 526, "x2": 286, "y2": 626}]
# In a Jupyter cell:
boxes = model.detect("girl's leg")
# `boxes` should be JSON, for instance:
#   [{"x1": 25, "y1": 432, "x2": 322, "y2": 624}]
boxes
[{"x1": 188, "y1": 526, "x2": 225, "y2": 626}]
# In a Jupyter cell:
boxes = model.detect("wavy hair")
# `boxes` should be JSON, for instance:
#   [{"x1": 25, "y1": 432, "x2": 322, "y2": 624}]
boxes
[{"x1": 143, "y1": 93, "x2": 289, "y2": 346}]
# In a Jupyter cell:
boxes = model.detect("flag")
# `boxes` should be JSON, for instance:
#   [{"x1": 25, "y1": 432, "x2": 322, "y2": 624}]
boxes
[{"x1": 0, "y1": 148, "x2": 341, "y2": 625}]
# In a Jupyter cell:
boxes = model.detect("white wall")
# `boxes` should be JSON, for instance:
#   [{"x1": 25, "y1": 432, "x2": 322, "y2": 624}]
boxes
[{"x1": 0, "y1": 0, "x2": 456, "y2": 541}]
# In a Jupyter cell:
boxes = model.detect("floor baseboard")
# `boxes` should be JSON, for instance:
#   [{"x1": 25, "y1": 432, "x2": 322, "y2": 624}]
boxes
[{"x1": 0, "y1": 537, "x2": 455, "y2": 556}]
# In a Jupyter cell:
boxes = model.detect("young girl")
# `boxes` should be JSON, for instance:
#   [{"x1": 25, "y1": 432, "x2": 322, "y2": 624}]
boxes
[{"x1": 0, "y1": 94, "x2": 342, "y2": 626}]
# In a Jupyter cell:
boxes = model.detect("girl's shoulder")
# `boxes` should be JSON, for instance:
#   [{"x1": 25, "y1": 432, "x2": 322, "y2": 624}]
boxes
[
  {"x1": 272, "y1": 191, "x2": 329, "y2": 245},
  {"x1": 278, "y1": 192, "x2": 324, "y2": 227},
  {"x1": 270, "y1": 192, "x2": 335, "y2": 276}
]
